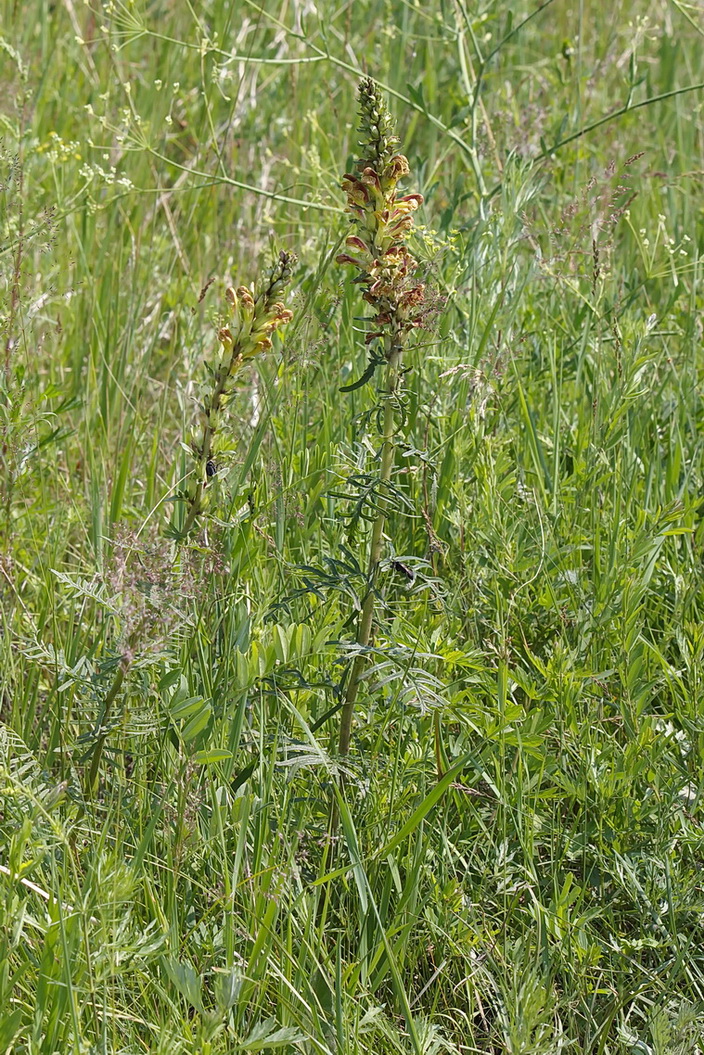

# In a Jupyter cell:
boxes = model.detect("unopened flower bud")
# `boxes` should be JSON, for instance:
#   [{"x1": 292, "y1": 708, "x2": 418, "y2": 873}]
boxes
[{"x1": 270, "y1": 302, "x2": 294, "y2": 325}]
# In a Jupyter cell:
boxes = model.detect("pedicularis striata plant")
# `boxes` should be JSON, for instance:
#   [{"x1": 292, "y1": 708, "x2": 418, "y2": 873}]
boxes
[
  {"x1": 175, "y1": 250, "x2": 296, "y2": 539},
  {"x1": 336, "y1": 78, "x2": 428, "y2": 756}
]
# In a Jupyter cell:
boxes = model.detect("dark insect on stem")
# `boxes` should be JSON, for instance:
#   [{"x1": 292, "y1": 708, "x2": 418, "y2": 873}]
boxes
[
  {"x1": 205, "y1": 459, "x2": 218, "y2": 479},
  {"x1": 390, "y1": 559, "x2": 415, "y2": 582}
]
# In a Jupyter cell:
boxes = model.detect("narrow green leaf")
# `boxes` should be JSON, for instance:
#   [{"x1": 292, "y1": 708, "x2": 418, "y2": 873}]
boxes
[{"x1": 375, "y1": 751, "x2": 477, "y2": 860}]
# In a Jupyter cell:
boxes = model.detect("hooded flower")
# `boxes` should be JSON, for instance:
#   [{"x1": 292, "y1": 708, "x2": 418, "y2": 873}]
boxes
[{"x1": 336, "y1": 78, "x2": 426, "y2": 349}]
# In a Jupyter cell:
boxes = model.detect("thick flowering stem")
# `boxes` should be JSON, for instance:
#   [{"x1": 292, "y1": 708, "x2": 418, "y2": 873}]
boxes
[
  {"x1": 180, "y1": 332, "x2": 244, "y2": 539},
  {"x1": 338, "y1": 339, "x2": 401, "y2": 755},
  {"x1": 82, "y1": 256, "x2": 295, "y2": 800}
]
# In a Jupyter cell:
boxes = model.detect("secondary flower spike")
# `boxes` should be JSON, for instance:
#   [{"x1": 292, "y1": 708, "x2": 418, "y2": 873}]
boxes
[
  {"x1": 336, "y1": 77, "x2": 426, "y2": 383},
  {"x1": 178, "y1": 250, "x2": 296, "y2": 538}
]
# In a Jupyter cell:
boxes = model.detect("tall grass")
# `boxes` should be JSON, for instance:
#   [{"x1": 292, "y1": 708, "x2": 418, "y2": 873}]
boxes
[{"x1": 1, "y1": 0, "x2": 704, "y2": 1052}]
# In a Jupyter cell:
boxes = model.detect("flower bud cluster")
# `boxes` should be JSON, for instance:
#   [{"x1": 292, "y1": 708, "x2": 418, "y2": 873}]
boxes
[
  {"x1": 357, "y1": 76, "x2": 400, "y2": 172},
  {"x1": 336, "y1": 78, "x2": 425, "y2": 349}
]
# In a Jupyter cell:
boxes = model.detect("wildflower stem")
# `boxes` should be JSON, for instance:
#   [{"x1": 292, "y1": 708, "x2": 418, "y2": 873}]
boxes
[
  {"x1": 84, "y1": 652, "x2": 131, "y2": 798},
  {"x1": 338, "y1": 340, "x2": 401, "y2": 755},
  {"x1": 180, "y1": 350, "x2": 241, "y2": 539}
]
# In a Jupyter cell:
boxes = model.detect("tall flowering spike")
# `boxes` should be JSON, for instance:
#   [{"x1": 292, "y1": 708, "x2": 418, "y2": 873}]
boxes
[
  {"x1": 336, "y1": 81, "x2": 432, "y2": 758},
  {"x1": 337, "y1": 79, "x2": 426, "y2": 390}
]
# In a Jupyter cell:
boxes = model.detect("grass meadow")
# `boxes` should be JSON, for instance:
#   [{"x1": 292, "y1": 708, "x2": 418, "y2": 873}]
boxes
[{"x1": 2, "y1": 0, "x2": 704, "y2": 1051}]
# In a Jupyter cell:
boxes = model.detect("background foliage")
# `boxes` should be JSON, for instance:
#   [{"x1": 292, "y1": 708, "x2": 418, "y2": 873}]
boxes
[{"x1": 1, "y1": 0, "x2": 704, "y2": 1051}]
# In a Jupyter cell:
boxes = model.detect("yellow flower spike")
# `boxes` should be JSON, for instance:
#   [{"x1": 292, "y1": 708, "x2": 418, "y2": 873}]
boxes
[{"x1": 177, "y1": 252, "x2": 295, "y2": 539}]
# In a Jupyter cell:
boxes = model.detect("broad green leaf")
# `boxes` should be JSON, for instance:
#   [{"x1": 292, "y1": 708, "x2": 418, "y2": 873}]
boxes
[{"x1": 193, "y1": 748, "x2": 232, "y2": 764}]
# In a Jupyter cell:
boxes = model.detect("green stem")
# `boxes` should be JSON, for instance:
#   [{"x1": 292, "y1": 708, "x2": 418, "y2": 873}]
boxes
[
  {"x1": 338, "y1": 340, "x2": 402, "y2": 756},
  {"x1": 180, "y1": 349, "x2": 242, "y2": 538},
  {"x1": 84, "y1": 652, "x2": 130, "y2": 798}
]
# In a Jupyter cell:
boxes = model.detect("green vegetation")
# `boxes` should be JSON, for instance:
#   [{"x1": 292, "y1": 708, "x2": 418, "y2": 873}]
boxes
[{"x1": 1, "y1": 1, "x2": 704, "y2": 1051}]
